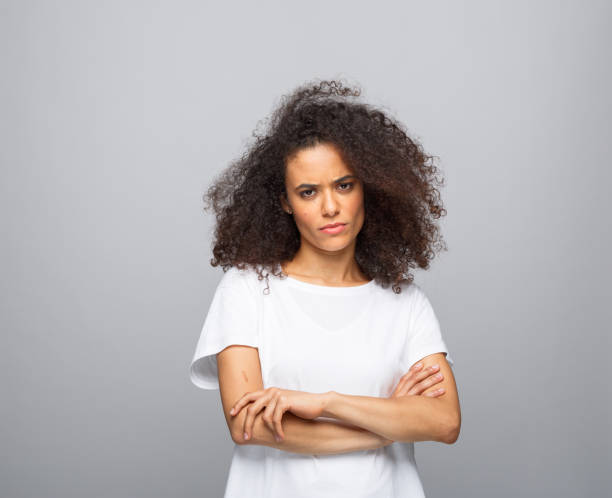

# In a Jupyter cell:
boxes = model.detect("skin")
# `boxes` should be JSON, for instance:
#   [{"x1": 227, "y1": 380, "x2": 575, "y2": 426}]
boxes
[
  {"x1": 278, "y1": 141, "x2": 369, "y2": 285},
  {"x1": 230, "y1": 361, "x2": 447, "y2": 442},
  {"x1": 229, "y1": 142, "x2": 460, "y2": 444}
]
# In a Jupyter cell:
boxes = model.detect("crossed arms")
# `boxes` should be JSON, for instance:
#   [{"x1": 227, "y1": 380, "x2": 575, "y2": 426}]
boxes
[{"x1": 216, "y1": 345, "x2": 461, "y2": 455}]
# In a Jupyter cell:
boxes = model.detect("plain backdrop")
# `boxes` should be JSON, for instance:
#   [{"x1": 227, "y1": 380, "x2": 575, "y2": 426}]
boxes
[{"x1": 2, "y1": 1, "x2": 610, "y2": 497}]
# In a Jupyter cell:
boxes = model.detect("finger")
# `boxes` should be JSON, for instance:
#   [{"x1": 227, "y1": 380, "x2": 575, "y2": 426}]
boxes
[
  {"x1": 410, "y1": 362, "x2": 424, "y2": 373},
  {"x1": 423, "y1": 387, "x2": 445, "y2": 397},
  {"x1": 391, "y1": 369, "x2": 418, "y2": 398},
  {"x1": 391, "y1": 379, "x2": 407, "y2": 397},
  {"x1": 243, "y1": 394, "x2": 270, "y2": 441},
  {"x1": 391, "y1": 363, "x2": 423, "y2": 396},
  {"x1": 404, "y1": 365, "x2": 442, "y2": 396},
  {"x1": 231, "y1": 391, "x2": 257, "y2": 417},
  {"x1": 262, "y1": 394, "x2": 279, "y2": 435},
  {"x1": 391, "y1": 375, "x2": 408, "y2": 397},
  {"x1": 396, "y1": 379, "x2": 414, "y2": 397},
  {"x1": 409, "y1": 371, "x2": 444, "y2": 396},
  {"x1": 395, "y1": 369, "x2": 427, "y2": 397},
  {"x1": 272, "y1": 395, "x2": 287, "y2": 440}
]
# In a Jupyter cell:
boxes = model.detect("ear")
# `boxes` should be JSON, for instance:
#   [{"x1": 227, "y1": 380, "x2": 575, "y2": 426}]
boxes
[{"x1": 279, "y1": 192, "x2": 292, "y2": 214}]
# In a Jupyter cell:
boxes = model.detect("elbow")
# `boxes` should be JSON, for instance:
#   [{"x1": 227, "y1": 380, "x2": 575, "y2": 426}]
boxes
[
  {"x1": 229, "y1": 418, "x2": 248, "y2": 445},
  {"x1": 442, "y1": 424, "x2": 460, "y2": 445},
  {"x1": 230, "y1": 413, "x2": 262, "y2": 446},
  {"x1": 231, "y1": 426, "x2": 248, "y2": 445},
  {"x1": 230, "y1": 411, "x2": 268, "y2": 446},
  {"x1": 230, "y1": 428, "x2": 243, "y2": 445},
  {"x1": 440, "y1": 414, "x2": 461, "y2": 445}
]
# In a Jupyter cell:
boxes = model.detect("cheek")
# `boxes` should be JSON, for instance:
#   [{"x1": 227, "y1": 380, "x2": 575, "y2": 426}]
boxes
[
  {"x1": 350, "y1": 199, "x2": 366, "y2": 231},
  {"x1": 349, "y1": 195, "x2": 365, "y2": 217},
  {"x1": 294, "y1": 210, "x2": 316, "y2": 229}
]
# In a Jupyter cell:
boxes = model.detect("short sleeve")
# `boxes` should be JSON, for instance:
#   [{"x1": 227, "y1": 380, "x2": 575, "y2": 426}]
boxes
[
  {"x1": 189, "y1": 268, "x2": 259, "y2": 390},
  {"x1": 401, "y1": 284, "x2": 455, "y2": 370}
]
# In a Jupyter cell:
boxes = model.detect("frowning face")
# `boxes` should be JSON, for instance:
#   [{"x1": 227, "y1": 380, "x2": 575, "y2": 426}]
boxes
[{"x1": 280, "y1": 142, "x2": 365, "y2": 254}]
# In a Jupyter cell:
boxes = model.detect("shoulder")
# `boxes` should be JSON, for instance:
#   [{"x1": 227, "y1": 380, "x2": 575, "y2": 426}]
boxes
[
  {"x1": 218, "y1": 266, "x2": 254, "y2": 292},
  {"x1": 376, "y1": 279, "x2": 425, "y2": 304},
  {"x1": 217, "y1": 265, "x2": 269, "y2": 296},
  {"x1": 375, "y1": 281, "x2": 438, "y2": 322},
  {"x1": 404, "y1": 282, "x2": 427, "y2": 303},
  {"x1": 403, "y1": 282, "x2": 437, "y2": 314}
]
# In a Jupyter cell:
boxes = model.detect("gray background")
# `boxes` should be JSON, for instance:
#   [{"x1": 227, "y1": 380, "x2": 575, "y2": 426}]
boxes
[{"x1": 2, "y1": 0, "x2": 610, "y2": 497}]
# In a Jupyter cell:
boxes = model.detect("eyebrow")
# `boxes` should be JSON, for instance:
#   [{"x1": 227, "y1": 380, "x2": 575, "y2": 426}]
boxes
[{"x1": 294, "y1": 175, "x2": 357, "y2": 191}]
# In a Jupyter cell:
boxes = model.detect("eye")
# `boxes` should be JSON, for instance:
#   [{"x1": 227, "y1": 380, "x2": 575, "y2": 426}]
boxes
[{"x1": 299, "y1": 183, "x2": 354, "y2": 199}]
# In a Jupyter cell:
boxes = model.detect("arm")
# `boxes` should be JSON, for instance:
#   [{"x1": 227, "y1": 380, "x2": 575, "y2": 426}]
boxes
[
  {"x1": 322, "y1": 353, "x2": 461, "y2": 444},
  {"x1": 244, "y1": 411, "x2": 392, "y2": 455},
  {"x1": 217, "y1": 345, "x2": 393, "y2": 455}
]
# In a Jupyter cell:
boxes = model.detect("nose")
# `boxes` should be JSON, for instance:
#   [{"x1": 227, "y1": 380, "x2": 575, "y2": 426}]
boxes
[{"x1": 321, "y1": 189, "x2": 340, "y2": 217}]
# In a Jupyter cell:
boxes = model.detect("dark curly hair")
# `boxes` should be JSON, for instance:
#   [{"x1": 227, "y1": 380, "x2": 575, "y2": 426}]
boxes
[{"x1": 203, "y1": 79, "x2": 447, "y2": 294}]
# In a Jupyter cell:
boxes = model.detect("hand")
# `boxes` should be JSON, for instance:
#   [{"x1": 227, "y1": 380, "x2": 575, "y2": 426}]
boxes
[
  {"x1": 390, "y1": 362, "x2": 445, "y2": 398},
  {"x1": 230, "y1": 387, "x2": 328, "y2": 442}
]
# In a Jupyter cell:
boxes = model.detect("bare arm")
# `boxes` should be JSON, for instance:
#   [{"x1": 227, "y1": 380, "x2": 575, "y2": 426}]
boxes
[
  {"x1": 321, "y1": 353, "x2": 461, "y2": 444},
  {"x1": 217, "y1": 345, "x2": 393, "y2": 455},
  {"x1": 240, "y1": 411, "x2": 392, "y2": 455}
]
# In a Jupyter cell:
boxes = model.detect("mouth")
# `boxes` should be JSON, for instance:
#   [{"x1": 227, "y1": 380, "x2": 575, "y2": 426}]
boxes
[{"x1": 320, "y1": 223, "x2": 347, "y2": 234}]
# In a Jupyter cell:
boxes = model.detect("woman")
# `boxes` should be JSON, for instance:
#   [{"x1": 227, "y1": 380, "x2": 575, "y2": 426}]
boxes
[{"x1": 190, "y1": 79, "x2": 461, "y2": 497}]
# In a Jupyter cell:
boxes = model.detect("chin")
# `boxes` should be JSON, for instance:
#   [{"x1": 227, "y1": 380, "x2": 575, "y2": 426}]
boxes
[{"x1": 318, "y1": 238, "x2": 353, "y2": 252}]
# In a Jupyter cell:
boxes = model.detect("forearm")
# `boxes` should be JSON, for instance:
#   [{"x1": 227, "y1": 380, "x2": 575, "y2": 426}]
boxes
[
  {"x1": 322, "y1": 391, "x2": 454, "y2": 444},
  {"x1": 238, "y1": 411, "x2": 393, "y2": 455}
]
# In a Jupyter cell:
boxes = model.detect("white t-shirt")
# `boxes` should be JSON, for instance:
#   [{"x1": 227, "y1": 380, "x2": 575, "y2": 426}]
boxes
[{"x1": 190, "y1": 266, "x2": 455, "y2": 498}]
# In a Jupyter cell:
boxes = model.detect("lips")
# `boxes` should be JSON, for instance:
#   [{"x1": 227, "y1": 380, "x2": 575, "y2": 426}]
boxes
[
  {"x1": 320, "y1": 223, "x2": 347, "y2": 235},
  {"x1": 320, "y1": 223, "x2": 345, "y2": 230}
]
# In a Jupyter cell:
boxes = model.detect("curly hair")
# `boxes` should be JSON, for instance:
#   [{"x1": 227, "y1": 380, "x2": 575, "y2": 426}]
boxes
[{"x1": 203, "y1": 79, "x2": 447, "y2": 294}]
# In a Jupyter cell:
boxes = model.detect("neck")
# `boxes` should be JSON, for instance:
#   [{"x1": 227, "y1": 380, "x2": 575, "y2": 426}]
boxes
[{"x1": 281, "y1": 241, "x2": 368, "y2": 285}]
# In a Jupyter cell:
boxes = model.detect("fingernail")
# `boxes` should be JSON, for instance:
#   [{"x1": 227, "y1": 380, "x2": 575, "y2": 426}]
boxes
[
  {"x1": 230, "y1": 408, "x2": 235, "y2": 415},
  {"x1": 414, "y1": 363, "x2": 422, "y2": 369},
  {"x1": 244, "y1": 432, "x2": 249, "y2": 440},
  {"x1": 275, "y1": 435, "x2": 281, "y2": 442}
]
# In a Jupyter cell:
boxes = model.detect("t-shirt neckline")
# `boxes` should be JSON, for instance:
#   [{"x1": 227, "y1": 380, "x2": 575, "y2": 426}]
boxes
[{"x1": 283, "y1": 274, "x2": 376, "y2": 295}]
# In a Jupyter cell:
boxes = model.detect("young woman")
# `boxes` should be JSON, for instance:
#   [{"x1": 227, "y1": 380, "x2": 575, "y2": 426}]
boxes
[{"x1": 190, "y1": 79, "x2": 461, "y2": 497}]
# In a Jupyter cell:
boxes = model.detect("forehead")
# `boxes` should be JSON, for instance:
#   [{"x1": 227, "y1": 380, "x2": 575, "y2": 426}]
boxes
[{"x1": 285, "y1": 143, "x2": 353, "y2": 182}]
